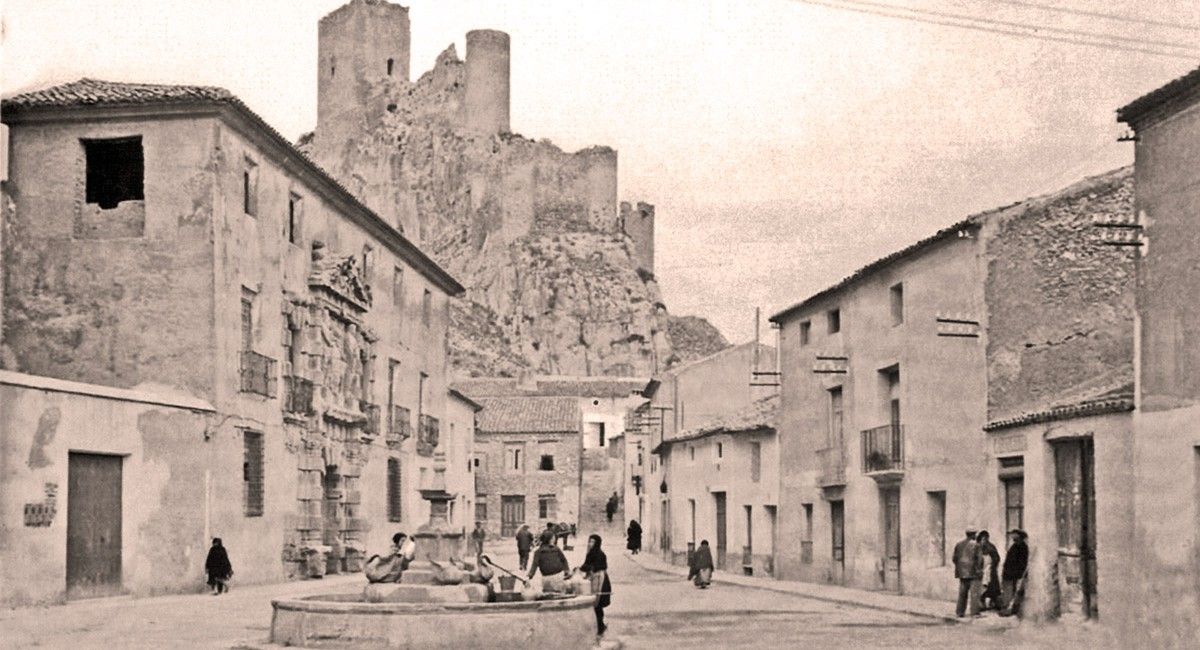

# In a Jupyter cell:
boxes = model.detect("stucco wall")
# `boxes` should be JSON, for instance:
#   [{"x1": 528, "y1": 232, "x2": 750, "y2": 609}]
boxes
[
  {"x1": 774, "y1": 234, "x2": 987, "y2": 601},
  {"x1": 0, "y1": 378, "x2": 213, "y2": 606},
  {"x1": 1, "y1": 117, "x2": 217, "y2": 398}
]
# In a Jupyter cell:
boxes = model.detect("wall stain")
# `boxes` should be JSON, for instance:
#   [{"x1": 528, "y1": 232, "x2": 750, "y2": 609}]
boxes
[{"x1": 26, "y1": 406, "x2": 61, "y2": 469}]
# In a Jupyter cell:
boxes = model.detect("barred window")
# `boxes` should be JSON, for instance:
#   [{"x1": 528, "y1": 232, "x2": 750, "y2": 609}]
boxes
[
  {"x1": 243, "y1": 430, "x2": 264, "y2": 517},
  {"x1": 388, "y1": 457, "x2": 403, "y2": 522}
]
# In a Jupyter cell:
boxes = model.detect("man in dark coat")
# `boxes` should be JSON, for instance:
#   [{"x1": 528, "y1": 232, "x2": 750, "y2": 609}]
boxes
[
  {"x1": 1000, "y1": 529, "x2": 1029, "y2": 616},
  {"x1": 689, "y1": 540, "x2": 715, "y2": 588},
  {"x1": 470, "y1": 521, "x2": 487, "y2": 559},
  {"x1": 605, "y1": 492, "x2": 619, "y2": 524},
  {"x1": 951, "y1": 528, "x2": 982, "y2": 617},
  {"x1": 205, "y1": 538, "x2": 233, "y2": 595},
  {"x1": 516, "y1": 524, "x2": 534, "y2": 570},
  {"x1": 626, "y1": 520, "x2": 642, "y2": 555}
]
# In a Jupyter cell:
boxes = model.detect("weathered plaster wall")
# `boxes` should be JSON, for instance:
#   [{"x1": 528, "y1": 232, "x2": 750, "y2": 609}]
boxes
[
  {"x1": 984, "y1": 168, "x2": 1135, "y2": 421},
  {"x1": 1124, "y1": 100, "x2": 1200, "y2": 647},
  {"x1": 445, "y1": 393, "x2": 478, "y2": 530},
  {"x1": 774, "y1": 234, "x2": 988, "y2": 602},
  {"x1": 1, "y1": 117, "x2": 217, "y2": 398},
  {"x1": 473, "y1": 431, "x2": 581, "y2": 539},
  {"x1": 0, "y1": 377, "x2": 212, "y2": 606}
]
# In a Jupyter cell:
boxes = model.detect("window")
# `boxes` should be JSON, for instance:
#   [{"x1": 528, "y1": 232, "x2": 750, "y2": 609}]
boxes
[
  {"x1": 242, "y1": 158, "x2": 258, "y2": 216},
  {"x1": 890, "y1": 283, "x2": 904, "y2": 325},
  {"x1": 801, "y1": 503, "x2": 813, "y2": 564},
  {"x1": 828, "y1": 387, "x2": 844, "y2": 446},
  {"x1": 750, "y1": 442, "x2": 762, "y2": 483},
  {"x1": 393, "y1": 266, "x2": 405, "y2": 306},
  {"x1": 689, "y1": 446, "x2": 695, "y2": 462},
  {"x1": 287, "y1": 194, "x2": 301, "y2": 245},
  {"x1": 242, "y1": 430, "x2": 264, "y2": 517},
  {"x1": 475, "y1": 495, "x2": 487, "y2": 524},
  {"x1": 583, "y1": 422, "x2": 607, "y2": 449},
  {"x1": 716, "y1": 442, "x2": 724, "y2": 459},
  {"x1": 799, "y1": 320, "x2": 811, "y2": 346},
  {"x1": 928, "y1": 491, "x2": 946, "y2": 566},
  {"x1": 418, "y1": 371, "x2": 427, "y2": 417},
  {"x1": 1003, "y1": 476, "x2": 1024, "y2": 531},
  {"x1": 240, "y1": 288, "x2": 255, "y2": 352},
  {"x1": 83, "y1": 137, "x2": 144, "y2": 209},
  {"x1": 827, "y1": 308, "x2": 841, "y2": 334},
  {"x1": 539, "y1": 454, "x2": 555, "y2": 471},
  {"x1": 387, "y1": 58, "x2": 395, "y2": 76},
  {"x1": 506, "y1": 444, "x2": 523, "y2": 473},
  {"x1": 422, "y1": 289, "x2": 432, "y2": 327},
  {"x1": 538, "y1": 494, "x2": 558, "y2": 519},
  {"x1": 387, "y1": 458, "x2": 403, "y2": 522},
  {"x1": 473, "y1": 454, "x2": 485, "y2": 472}
]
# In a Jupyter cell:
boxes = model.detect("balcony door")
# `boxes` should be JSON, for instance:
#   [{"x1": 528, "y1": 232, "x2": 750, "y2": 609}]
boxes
[{"x1": 830, "y1": 500, "x2": 845, "y2": 585}]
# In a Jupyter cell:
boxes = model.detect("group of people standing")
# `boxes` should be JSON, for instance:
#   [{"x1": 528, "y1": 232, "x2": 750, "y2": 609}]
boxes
[{"x1": 952, "y1": 528, "x2": 1029, "y2": 618}]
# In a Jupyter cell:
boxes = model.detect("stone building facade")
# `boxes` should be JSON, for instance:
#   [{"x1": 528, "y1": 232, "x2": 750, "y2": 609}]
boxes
[
  {"x1": 0, "y1": 79, "x2": 464, "y2": 596},
  {"x1": 770, "y1": 168, "x2": 1134, "y2": 603},
  {"x1": 471, "y1": 395, "x2": 582, "y2": 539},
  {"x1": 1115, "y1": 67, "x2": 1200, "y2": 647}
]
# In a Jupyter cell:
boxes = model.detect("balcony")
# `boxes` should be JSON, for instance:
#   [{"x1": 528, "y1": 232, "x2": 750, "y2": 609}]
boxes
[
  {"x1": 387, "y1": 405, "x2": 412, "y2": 449},
  {"x1": 283, "y1": 375, "x2": 314, "y2": 415},
  {"x1": 360, "y1": 401, "x2": 381, "y2": 437},
  {"x1": 861, "y1": 424, "x2": 904, "y2": 481},
  {"x1": 417, "y1": 414, "x2": 440, "y2": 457},
  {"x1": 816, "y1": 446, "x2": 847, "y2": 488},
  {"x1": 239, "y1": 351, "x2": 277, "y2": 397}
]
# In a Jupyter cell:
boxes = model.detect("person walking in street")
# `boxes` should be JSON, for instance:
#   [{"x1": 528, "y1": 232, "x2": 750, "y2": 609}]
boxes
[
  {"x1": 205, "y1": 538, "x2": 233, "y2": 595},
  {"x1": 977, "y1": 530, "x2": 1002, "y2": 611},
  {"x1": 471, "y1": 521, "x2": 487, "y2": 559},
  {"x1": 689, "y1": 540, "x2": 715, "y2": 588},
  {"x1": 527, "y1": 531, "x2": 573, "y2": 593},
  {"x1": 542, "y1": 522, "x2": 557, "y2": 546},
  {"x1": 605, "y1": 492, "x2": 619, "y2": 524},
  {"x1": 1000, "y1": 529, "x2": 1029, "y2": 617},
  {"x1": 579, "y1": 534, "x2": 613, "y2": 637},
  {"x1": 952, "y1": 528, "x2": 983, "y2": 617},
  {"x1": 626, "y1": 520, "x2": 642, "y2": 555},
  {"x1": 516, "y1": 524, "x2": 534, "y2": 571}
]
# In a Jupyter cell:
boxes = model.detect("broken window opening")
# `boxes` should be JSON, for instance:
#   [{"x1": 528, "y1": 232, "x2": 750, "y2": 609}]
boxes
[
  {"x1": 84, "y1": 137, "x2": 144, "y2": 209},
  {"x1": 387, "y1": 58, "x2": 395, "y2": 76}
]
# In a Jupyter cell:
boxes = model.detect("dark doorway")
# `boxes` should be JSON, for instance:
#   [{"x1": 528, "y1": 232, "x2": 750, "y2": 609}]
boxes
[
  {"x1": 714, "y1": 492, "x2": 727, "y2": 570},
  {"x1": 831, "y1": 500, "x2": 845, "y2": 585},
  {"x1": 1054, "y1": 438, "x2": 1097, "y2": 619},
  {"x1": 323, "y1": 466, "x2": 342, "y2": 574},
  {"x1": 67, "y1": 453, "x2": 123, "y2": 599},
  {"x1": 501, "y1": 495, "x2": 525, "y2": 537},
  {"x1": 882, "y1": 487, "x2": 901, "y2": 592}
]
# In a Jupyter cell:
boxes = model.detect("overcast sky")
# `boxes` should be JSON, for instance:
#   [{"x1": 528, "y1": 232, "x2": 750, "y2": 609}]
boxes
[{"x1": 4, "y1": 0, "x2": 1198, "y2": 342}]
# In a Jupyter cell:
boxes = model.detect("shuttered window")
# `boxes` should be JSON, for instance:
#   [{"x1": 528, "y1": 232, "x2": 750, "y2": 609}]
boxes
[
  {"x1": 243, "y1": 430, "x2": 264, "y2": 517},
  {"x1": 387, "y1": 458, "x2": 402, "y2": 522}
]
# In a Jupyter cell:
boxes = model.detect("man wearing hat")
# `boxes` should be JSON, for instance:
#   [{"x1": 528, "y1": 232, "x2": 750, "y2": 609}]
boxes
[
  {"x1": 951, "y1": 527, "x2": 983, "y2": 617},
  {"x1": 1000, "y1": 529, "x2": 1029, "y2": 616}
]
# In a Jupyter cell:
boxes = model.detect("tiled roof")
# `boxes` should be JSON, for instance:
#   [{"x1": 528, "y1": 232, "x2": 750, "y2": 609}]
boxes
[
  {"x1": 770, "y1": 167, "x2": 1132, "y2": 324},
  {"x1": 476, "y1": 396, "x2": 581, "y2": 434},
  {"x1": 452, "y1": 376, "x2": 647, "y2": 399},
  {"x1": 653, "y1": 394, "x2": 778, "y2": 453},
  {"x1": 983, "y1": 383, "x2": 1134, "y2": 432},
  {"x1": 1118, "y1": 65, "x2": 1200, "y2": 129},
  {"x1": 1, "y1": 79, "x2": 463, "y2": 296}
]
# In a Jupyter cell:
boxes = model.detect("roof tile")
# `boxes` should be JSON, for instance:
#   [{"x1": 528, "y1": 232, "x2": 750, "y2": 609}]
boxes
[{"x1": 476, "y1": 396, "x2": 581, "y2": 433}]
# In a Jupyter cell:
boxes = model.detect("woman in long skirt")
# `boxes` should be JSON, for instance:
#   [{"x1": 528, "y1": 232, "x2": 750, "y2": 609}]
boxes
[{"x1": 580, "y1": 534, "x2": 613, "y2": 636}]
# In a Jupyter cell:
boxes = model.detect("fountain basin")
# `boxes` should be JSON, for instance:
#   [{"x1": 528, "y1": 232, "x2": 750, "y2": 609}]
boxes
[{"x1": 270, "y1": 591, "x2": 597, "y2": 648}]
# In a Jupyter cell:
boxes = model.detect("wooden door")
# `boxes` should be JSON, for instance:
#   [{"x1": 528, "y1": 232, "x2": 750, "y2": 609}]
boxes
[
  {"x1": 67, "y1": 453, "x2": 123, "y2": 599},
  {"x1": 323, "y1": 466, "x2": 343, "y2": 574},
  {"x1": 830, "y1": 500, "x2": 845, "y2": 584},
  {"x1": 1054, "y1": 439, "x2": 1097, "y2": 619},
  {"x1": 660, "y1": 499, "x2": 671, "y2": 552},
  {"x1": 501, "y1": 495, "x2": 525, "y2": 537},
  {"x1": 882, "y1": 488, "x2": 901, "y2": 592},
  {"x1": 714, "y1": 492, "x2": 727, "y2": 570}
]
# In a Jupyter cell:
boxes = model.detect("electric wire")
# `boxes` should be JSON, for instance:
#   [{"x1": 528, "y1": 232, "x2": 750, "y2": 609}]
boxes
[{"x1": 970, "y1": 0, "x2": 1200, "y2": 32}]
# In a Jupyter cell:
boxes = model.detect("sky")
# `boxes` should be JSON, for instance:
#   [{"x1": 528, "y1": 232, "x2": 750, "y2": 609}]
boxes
[{"x1": 3, "y1": 0, "x2": 1198, "y2": 343}]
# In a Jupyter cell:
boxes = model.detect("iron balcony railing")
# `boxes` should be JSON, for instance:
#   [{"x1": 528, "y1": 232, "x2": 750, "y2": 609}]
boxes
[
  {"x1": 861, "y1": 424, "x2": 904, "y2": 473},
  {"x1": 240, "y1": 351, "x2": 277, "y2": 397},
  {"x1": 360, "y1": 400, "x2": 381, "y2": 437},
  {"x1": 283, "y1": 375, "x2": 314, "y2": 414},
  {"x1": 816, "y1": 446, "x2": 846, "y2": 486},
  {"x1": 388, "y1": 405, "x2": 412, "y2": 447}
]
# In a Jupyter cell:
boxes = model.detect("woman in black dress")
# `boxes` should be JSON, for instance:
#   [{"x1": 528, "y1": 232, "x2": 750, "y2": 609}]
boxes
[
  {"x1": 205, "y1": 538, "x2": 233, "y2": 595},
  {"x1": 580, "y1": 534, "x2": 613, "y2": 636}
]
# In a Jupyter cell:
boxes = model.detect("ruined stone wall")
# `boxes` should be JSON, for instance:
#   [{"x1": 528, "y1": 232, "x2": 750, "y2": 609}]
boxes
[
  {"x1": 1, "y1": 117, "x2": 218, "y2": 399},
  {"x1": 620, "y1": 201, "x2": 655, "y2": 274},
  {"x1": 983, "y1": 168, "x2": 1135, "y2": 421}
]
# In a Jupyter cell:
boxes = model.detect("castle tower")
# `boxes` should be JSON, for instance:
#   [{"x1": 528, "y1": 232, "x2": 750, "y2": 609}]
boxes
[
  {"x1": 317, "y1": 0, "x2": 411, "y2": 135},
  {"x1": 464, "y1": 30, "x2": 511, "y2": 135}
]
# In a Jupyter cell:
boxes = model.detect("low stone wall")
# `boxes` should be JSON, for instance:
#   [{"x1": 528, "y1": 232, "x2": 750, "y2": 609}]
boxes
[{"x1": 271, "y1": 593, "x2": 597, "y2": 648}]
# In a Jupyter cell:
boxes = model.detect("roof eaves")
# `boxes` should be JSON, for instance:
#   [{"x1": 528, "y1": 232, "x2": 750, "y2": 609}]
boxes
[
  {"x1": 447, "y1": 388, "x2": 484, "y2": 412},
  {"x1": 1117, "y1": 66, "x2": 1200, "y2": 131},
  {"x1": 983, "y1": 398, "x2": 1134, "y2": 432}
]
